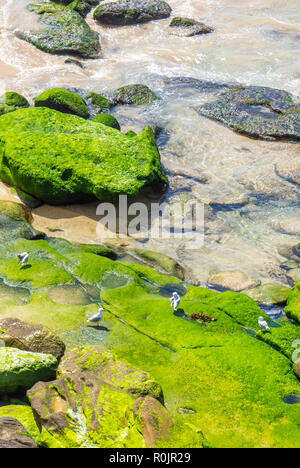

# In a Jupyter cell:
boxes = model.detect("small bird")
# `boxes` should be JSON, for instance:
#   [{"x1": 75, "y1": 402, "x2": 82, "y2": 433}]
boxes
[
  {"x1": 17, "y1": 252, "x2": 29, "y2": 267},
  {"x1": 258, "y1": 316, "x2": 270, "y2": 331},
  {"x1": 170, "y1": 292, "x2": 181, "y2": 312},
  {"x1": 87, "y1": 306, "x2": 104, "y2": 328}
]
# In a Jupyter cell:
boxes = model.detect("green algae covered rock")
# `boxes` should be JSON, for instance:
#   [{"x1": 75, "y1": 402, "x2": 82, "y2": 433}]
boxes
[
  {"x1": 57, "y1": 346, "x2": 163, "y2": 401},
  {"x1": 0, "y1": 107, "x2": 167, "y2": 204},
  {"x1": 93, "y1": 0, "x2": 172, "y2": 26},
  {"x1": 169, "y1": 17, "x2": 213, "y2": 37},
  {"x1": 256, "y1": 320, "x2": 300, "y2": 360},
  {"x1": 0, "y1": 92, "x2": 29, "y2": 116},
  {"x1": 86, "y1": 92, "x2": 114, "y2": 113},
  {"x1": 0, "y1": 348, "x2": 57, "y2": 393},
  {"x1": 113, "y1": 84, "x2": 158, "y2": 106},
  {"x1": 52, "y1": 0, "x2": 99, "y2": 17},
  {"x1": 35, "y1": 88, "x2": 89, "y2": 118},
  {"x1": 0, "y1": 201, "x2": 44, "y2": 245},
  {"x1": 27, "y1": 346, "x2": 167, "y2": 448},
  {"x1": 0, "y1": 317, "x2": 65, "y2": 359},
  {"x1": 16, "y1": 3, "x2": 101, "y2": 58},
  {"x1": 92, "y1": 113, "x2": 120, "y2": 130}
]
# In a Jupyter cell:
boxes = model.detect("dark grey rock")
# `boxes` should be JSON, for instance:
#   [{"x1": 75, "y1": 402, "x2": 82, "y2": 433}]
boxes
[
  {"x1": 197, "y1": 85, "x2": 300, "y2": 140},
  {"x1": 168, "y1": 17, "x2": 213, "y2": 37},
  {"x1": 93, "y1": 0, "x2": 172, "y2": 26}
]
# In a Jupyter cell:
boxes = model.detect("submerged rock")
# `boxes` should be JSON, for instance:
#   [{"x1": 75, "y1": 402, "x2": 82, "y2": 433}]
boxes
[
  {"x1": 92, "y1": 113, "x2": 121, "y2": 130},
  {"x1": 168, "y1": 17, "x2": 214, "y2": 37},
  {"x1": 113, "y1": 84, "x2": 158, "y2": 106},
  {"x1": 208, "y1": 270, "x2": 261, "y2": 292},
  {"x1": 16, "y1": 3, "x2": 101, "y2": 59},
  {"x1": 0, "y1": 201, "x2": 44, "y2": 245},
  {"x1": 35, "y1": 88, "x2": 89, "y2": 118},
  {"x1": 0, "y1": 348, "x2": 57, "y2": 393},
  {"x1": 0, "y1": 417, "x2": 38, "y2": 448},
  {"x1": 0, "y1": 107, "x2": 167, "y2": 204},
  {"x1": 0, "y1": 92, "x2": 29, "y2": 116},
  {"x1": 93, "y1": 0, "x2": 172, "y2": 26},
  {"x1": 197, "y1": 85, "x2": 300, "y2": 140},
  {"x1": 244, "y1": 283, "x2": 291, "y2": 306},
  {"x1": 0, "y1": 317, "x2": 65, "y2": 359},
  {"x1": 134, "y1": 249, "x2": 185, "y2": 280}
]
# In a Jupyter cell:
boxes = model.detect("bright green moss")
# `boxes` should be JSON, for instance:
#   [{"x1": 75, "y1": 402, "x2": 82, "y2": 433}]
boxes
[
  {"x1": 0, "y1": 107, "x2": 167, "y2": 204},
  {"x1": 92, "y1": 113, "x2": 120, "y2": 130},
  {"x1": 35, "y1": 88, "x2": 89, "y2": 118},
  {"x1": 286, "y1": 282, "x2": 300, "y2": 323},
  {"x1": 257, "y1": 320, "x2": 300, "y2": 359}
]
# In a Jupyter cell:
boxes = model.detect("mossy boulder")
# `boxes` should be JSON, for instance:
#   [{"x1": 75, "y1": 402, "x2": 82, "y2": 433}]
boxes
[
  {"x1": 0, "y1": 201, "x2": 44, "y2": 245},
  {"x1": 92, "y1": 113, "x2": 120, "y2": 130},
  {"x1": 0, "y1": 318, "x2": 65, "y2": 359},
  {"x1": 0, "y1": 107, "x2": 167, "y2": 204},
  {"x1": 133, "y1": 396, "x2": 172, "y2": 447},
  {"x1": 52, "y1": 0, "x2": 99, "y2": 17},
  {"x1": 27, "y1": 346, "x2": 167, "y2": 448},
  {"x1": 16, "y1": 3, "x2": 101, "y2": 58},
  {"x1": 93, "y1": 0, "x2": 172, "y2": 26},
  {"x1": 197, "y1": 85, "x2": 300, "y2": 141},
  {"x1": 0, "y1": 348, "x2": 57, "y2": 393},
  {"x1": 35, "y1": 88, "x2": 89, "y2": 118},
  {"x1": 0, "y1": 92, "x2": 29, "y2": 116},
  {"x1": 113, "y1": 84, "x2": 158, "y2": 106},
  {"x1": 86, "y1": 92, "x2": 114, "y2": 114},
  {"x1": 169, "y1": 17, "x2": 214, "y2": 37}
]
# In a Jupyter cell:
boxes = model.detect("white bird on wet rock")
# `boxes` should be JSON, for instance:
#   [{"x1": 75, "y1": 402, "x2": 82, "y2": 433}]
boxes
[
  {"x1": 87, "y1": 305, "x2": 105, "y2": 328},
  {"x1": 258, "y1": 316, "x2": 270, "y2": 331},
  {"x1": 170, "y1": 292, "x2": 181, "y2": 312},
  {"x1": 17, "y1": 252, "x2": 29, "y2": 267}
]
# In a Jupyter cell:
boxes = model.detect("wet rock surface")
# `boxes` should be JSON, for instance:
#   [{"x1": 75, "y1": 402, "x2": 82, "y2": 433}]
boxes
[
  {"x1": 16, "y1": 3, "x2": 101, "y2": 59},
  {"x1": 208, "y1": 270, "x2": 261, "y2": 292},
  {"x1": 197, "y1": 85, "x2": 300, "y2": 140},
  {"x1": 93, "y1": 0, "x2": 172, "y2": 26},
  {"x1": 168, "y1": 17, "x2": 214, "y2": 37}
]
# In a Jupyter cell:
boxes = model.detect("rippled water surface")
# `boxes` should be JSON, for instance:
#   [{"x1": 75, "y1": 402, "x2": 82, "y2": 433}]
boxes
[{"x1": 1, "y1": 0, "x2": 300, "y2": 285}]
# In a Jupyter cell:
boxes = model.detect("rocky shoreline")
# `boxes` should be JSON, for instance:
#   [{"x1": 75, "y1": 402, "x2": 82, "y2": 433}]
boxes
[{"x1": 0, "y1": 0, "x2": 299, "y2": 449}]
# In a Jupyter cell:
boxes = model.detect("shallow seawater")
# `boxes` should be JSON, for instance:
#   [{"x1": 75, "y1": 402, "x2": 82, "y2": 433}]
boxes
[
  {"x1": 0, "y1": 0, "x2": 300, "y2": 286},
  {"x1": 283, "y1": 394, "x2": 300, "y2": 405}
]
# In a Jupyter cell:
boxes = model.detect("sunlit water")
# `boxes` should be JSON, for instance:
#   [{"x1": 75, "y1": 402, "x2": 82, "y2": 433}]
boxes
[{"x1": 1, "y1": 0, "x2": 300, "y2": 286}]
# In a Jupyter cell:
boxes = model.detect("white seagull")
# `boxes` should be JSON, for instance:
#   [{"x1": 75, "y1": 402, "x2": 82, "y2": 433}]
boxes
[
  {"x1": 170, "y1": 292, "x2": 181, "y2": 312},
  {"x1": 258, "y1": 316, "x2": 270, "y2": 331},
  {"x1": 17, "y1": 252, "x2": 29, "y2": 267},
  {"x1": 87, "y1": 306, "x2": 104, "y2": 327}
]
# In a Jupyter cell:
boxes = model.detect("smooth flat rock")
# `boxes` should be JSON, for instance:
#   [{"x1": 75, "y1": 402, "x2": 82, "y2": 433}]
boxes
[{"x1": 208, "y1": 270, "x2": 261, "y2": 292}]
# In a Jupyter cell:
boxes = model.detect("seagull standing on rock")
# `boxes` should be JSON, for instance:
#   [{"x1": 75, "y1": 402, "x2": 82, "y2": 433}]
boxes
[
  {"x1": 17, "y1": 252, "x2": 29, "y2": 267},
  {"x1": 87, "y1": 306, "x2": 104, "y2": 328},
  {"x1": 170, "y1": 292, "x2": 181, "y2": 312},
  {"x1": 258, "y1": 316, "x2": 270, "y2": 331}
]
